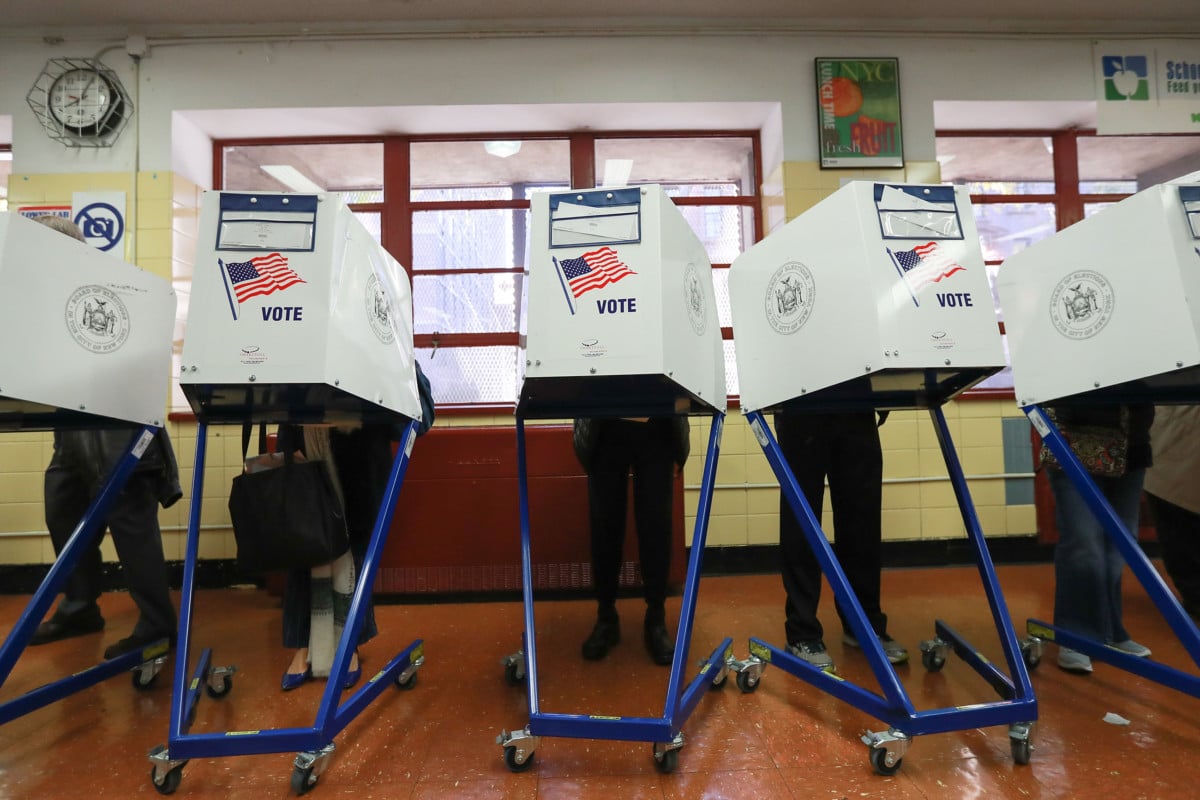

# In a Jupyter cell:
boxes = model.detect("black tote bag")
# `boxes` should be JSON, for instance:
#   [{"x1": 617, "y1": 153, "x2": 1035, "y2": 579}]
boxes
[{"x1": 228, "y1": 453, "x2": 351, "y2": 573}]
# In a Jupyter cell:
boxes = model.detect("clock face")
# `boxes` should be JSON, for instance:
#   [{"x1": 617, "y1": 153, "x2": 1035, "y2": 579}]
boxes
[{"x1": 48, "y1": 69, "x2": 116, "y2": 131}]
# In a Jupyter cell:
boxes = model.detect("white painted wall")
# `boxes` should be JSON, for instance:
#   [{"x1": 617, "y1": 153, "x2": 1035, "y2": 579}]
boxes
[{"x1": 0, "y1": 32, "x2": 1097, "y2": 177}]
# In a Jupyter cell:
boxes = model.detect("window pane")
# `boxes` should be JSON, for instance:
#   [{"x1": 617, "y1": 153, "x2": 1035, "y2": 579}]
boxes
[
  {"x1": 973, "y1": 202, "x2": 1056, "y2": 261},
  {"x1": 416, "y1": 346, "x2": 520, "y2": 405},
  {"x1": 723, "y1": 339, "x2": 739, "y2": 399},
  {"x1": 222, "y1": 143, "x2": 383, "y2": 194},
  {"x1": 1078, "y1": 134, "x2": 1200, "y2": 190},
  {"x1": 413, "y1": 273, "x2": 519, "y2": 335},
  {"x1": 711, "y1": 267, "x2": 731, "y2": 329},
  {"x1": 353, "y1": 211, "x2": 381, "y2": 242},
  {"x1": 594, "y1": 137, "x2": 757, "y2": 194},
  {"x1": 412, "y1": 209, "x2": 528, "y2": 271},
  {"x1": 675, "y1": 205, "x2": 755, "y2": 265},
  {"x1": 409, "y1": 140, "x2": 570, "y2": 199},
  {"x1": 1084, "y1": 202, "x2": 1117, "y2": 218},
  {"x1": 937, "y1": 136, "x2": 1054, "y2": 193}
]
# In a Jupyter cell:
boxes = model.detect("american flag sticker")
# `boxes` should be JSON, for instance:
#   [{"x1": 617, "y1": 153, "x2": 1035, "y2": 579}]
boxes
[
  {"x1": 219, "y1": 253, "x2": 305, "y2": 319},
  {"x1": 886, "y1": 241, "x2": 965, "y2": 306},
  {"x1": 552, "y1": 246, "x2": 636, "y2": 315}
]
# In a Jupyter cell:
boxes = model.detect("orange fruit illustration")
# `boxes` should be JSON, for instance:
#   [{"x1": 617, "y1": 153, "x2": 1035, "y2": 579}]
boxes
[{"x1": 830, "y1": 76, "x2": 864, "y2": 117}]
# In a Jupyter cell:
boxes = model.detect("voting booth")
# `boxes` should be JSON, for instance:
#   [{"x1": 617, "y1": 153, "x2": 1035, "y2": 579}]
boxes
[
  {"x1": 498, "y1": 185, "x2": 730, "y2": 775},
  {"x1": 519, "y1": 185, "x2": 725, "y2": 417},
  {"x1": 0, "y1": 212, "x2": 174, "y2": 429},
  {"x1": 726, "y1": 181, "x2": 1036, "y2": 774},
  {"x1": 151, "y1": 192, "x2": 425, "y2": 796},
  {"x1": 731, "y1": 181, "x2": 1004, "y2": 414},
  {"x1": 180, "y1": 191, "x2": 421, "y2": 424},
  {"x1": 0, "y1": 211, "x2": 176, "y2": 723},
  {"x1": 998, "y1": 181, "x2": 1200, "y2": 702}
]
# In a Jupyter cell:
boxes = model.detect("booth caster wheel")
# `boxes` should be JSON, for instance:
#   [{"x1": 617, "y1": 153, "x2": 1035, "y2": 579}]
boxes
[
  {"x1": 709, "y1": 671, "x2": 728, "y2": 690},
  {"x1": 206, "y1": 675, "x2": 233, "y2": 699},
  {"x1": 1009, "y1": 722, "x2": 1035, "y2": 765},
  {"x1": 503, "y1": 661, "x2": 524, "y2": 687},
  {"x1": 396, "y1": 670, "x2": 418, "y2": 690},
  {"x1": 503, "y1": 746, "x2": 536, "y2": 772},
  {"x1": 921, "y1": 649, "x2": 945, "y2": 672},
  {"x1": 291, "y1": 764, "x2": 317, "y2": 795},
  {"x1": 1021, "y1": 638, "x2": 1043, "y2": 670},
  {"x1": 148, "y1": 745, "x2": 186, "y2": 795},
  {"x1": 869, "y1": 746, "x2": 903, "y2": 776},
  {"x1": 653, "y1": 747, "x2": 679, "y2": 774},
  {"x1": 735, "y1": 669, "x2": 759, "y2": 693}
]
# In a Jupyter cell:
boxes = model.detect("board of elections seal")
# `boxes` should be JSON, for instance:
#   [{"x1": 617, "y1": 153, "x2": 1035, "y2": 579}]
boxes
[
  {"x1": 365, "y1": 273, "x2": 396, "y2": 344},
  {"x1": 1049, "y1": 270, "x2": 1114, "y2": 340},
  {"x1": 682, "y1": 262, "x2": 707, "y2": 336},
  {"x1": 64, "y1": 285, "x2": 129, "y2": 353},
  {"x1": 764, "y1": 261, "x2": 815, "y2": 335}
]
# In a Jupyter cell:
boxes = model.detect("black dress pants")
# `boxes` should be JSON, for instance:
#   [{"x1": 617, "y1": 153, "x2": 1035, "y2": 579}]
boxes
[
  {"x1": 776, "y1": 410, "x2": 887, "y2": 645},
  {"x1": 44, "y1": 466, "x2": 175, "y2": 639},
  {"x1": 587, "y1": 418, "x2": 675, "y2": 620}
]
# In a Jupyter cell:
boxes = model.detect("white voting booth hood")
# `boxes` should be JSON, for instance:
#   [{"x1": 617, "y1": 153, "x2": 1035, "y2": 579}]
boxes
[
  {"x1": 730, "y1": 181, "x2": 1004, "y2": 413},
  {"x1": 181, "y1": 191, "x2": 420, "y2": 424},
  {"x1": 0, "y1": 212, "x2": 175, "y2": 430},
  {"x1": 999, "y1": 182, "x2": 1200, "y2": 406},
  {"x1": 519, "y1": 185, "x2": 726, "y2": 417}
]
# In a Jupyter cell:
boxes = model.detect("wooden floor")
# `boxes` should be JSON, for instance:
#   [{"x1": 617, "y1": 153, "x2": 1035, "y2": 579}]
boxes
[{"x1": 1, "y1": 564, "x2": 1199, "y2": 799}]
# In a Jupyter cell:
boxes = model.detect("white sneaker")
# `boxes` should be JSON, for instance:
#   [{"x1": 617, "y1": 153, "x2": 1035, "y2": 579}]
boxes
[
  {"x1": 787, "y1": 640, "x2": 836, "y2": 673},
  {"x1": 1108, "y1": 639, "x2": 1151, "y2": 658},
  {"x1": 1057, "y1": 647, "x2": 1093, "y2": 673}
]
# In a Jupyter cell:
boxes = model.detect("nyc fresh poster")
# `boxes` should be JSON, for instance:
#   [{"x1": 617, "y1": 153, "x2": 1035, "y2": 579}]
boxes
[{"x1": 815, "y1": 57, "x2": 904, "y2": 169}]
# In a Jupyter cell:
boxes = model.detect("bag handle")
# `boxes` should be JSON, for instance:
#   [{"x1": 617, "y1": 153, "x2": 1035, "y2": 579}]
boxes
[{"x1": 240, "y1": 422, "x2": 270, "y2": 461}]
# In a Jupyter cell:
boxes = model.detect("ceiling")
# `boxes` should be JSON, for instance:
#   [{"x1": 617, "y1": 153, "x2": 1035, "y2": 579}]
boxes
[{"x1": 2, "y1": 0, "x2": 1198, "y2": 38}]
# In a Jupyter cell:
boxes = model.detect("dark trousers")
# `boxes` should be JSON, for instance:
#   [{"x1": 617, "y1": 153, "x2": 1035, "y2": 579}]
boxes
[
  {"x1": 776, "y1": 411, "x2": 887, "y2": 644},
  {"x1": 1147, "y1": 493, "x2": 1200, "y2": 617},
  {"x1": 587, "y1": 418, "x2": 675, "y2": 622},
  {"x1": 44, "y1": 467, "x2": 176, "y2": 639}
]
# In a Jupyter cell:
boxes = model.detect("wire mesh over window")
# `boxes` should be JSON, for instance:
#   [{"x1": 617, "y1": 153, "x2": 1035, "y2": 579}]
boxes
[
  {"x1": 416, "y1": 345, "x2": 522, "y2": 405},
  {"x1": 413, "y1": 272, "x2": 521, "y2": 335}
]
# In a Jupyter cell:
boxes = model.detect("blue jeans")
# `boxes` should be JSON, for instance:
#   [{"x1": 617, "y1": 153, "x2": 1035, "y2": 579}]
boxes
[{"x1": 1048, "y1": 467, "x2": 1145, "y2": 644}]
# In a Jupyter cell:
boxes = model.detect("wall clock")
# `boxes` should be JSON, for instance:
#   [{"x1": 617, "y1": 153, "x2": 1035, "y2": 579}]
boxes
[{"x1": 26, "y1": 58, "x2": 132, "y2": 147}]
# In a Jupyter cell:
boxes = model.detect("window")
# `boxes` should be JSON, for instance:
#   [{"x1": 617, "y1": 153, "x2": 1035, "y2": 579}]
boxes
[
  {"x1": 937, "y1": 130, "x2": 1200, "y2": 394},
  {"x1": 215, "y1": 132, "x2": 762, "y2": 410}
]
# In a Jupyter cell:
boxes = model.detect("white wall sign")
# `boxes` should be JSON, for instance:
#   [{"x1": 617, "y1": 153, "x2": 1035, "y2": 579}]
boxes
[{"x1": 1095, "y1": 40, "x2": 1200, "y2": 134}]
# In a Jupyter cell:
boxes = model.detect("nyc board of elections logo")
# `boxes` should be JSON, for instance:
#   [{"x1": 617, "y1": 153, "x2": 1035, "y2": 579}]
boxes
[
  {"x1": 1101, "y1": 55, "x2": 1150, "y2": 101},
  {"x1": 365, "y1": 274, "x2": 395, "y2": 344},
  {"x1": 65, "y1": 285, "x2": 130, "y2": 353},
  {"x1": 764, "y1": 261, "x2": 815, "y2": 335},
  {"x1": 682, "y1": 262, "x2": 707, "y2": 336},
  {"x1": 1049, "y1": 270, "x2": 1114, "y2": 340}
]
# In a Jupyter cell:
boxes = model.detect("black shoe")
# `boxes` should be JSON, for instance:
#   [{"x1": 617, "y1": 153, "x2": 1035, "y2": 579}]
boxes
[
  {"x1": 29, "y1": 608, "x2": 105, "y2": 646},
  {"x1": 581, "y1": 618, "x2": 620, "y2": 660},
  {"x1": 643, "y1": 622, "x2": 674, "y2": 666},
  {"x1": 103, "y1": 631, "x2": 173, "y2": 661}
]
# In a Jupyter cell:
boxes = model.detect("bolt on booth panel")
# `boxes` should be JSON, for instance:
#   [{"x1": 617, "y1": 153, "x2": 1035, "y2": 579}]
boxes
[
  {"x1": 0, "y1": 211, "x2": 176, "y2": 722},
  {"x1": 496, "y1": 185, "x2": 729, "y2": 775},
  {"x1": 151, "y1": 192, "x2": 426, "y2": 796},
  {"x1": 727, "y1": 181, "x2": 1037, "y2": 774},
  {"x1": 998, "y1": 181, "x2": 1200, "y2": 700}
]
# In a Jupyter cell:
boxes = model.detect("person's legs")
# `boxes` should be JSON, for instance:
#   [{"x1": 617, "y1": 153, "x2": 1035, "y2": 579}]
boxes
[
  {"x1": 1099, "y1": 469, "x2": 1146, "y2": 647},
  {"x1": 1147, "y1": 493, "x2": 1200, "y2": 617},
  {"x1": 582, "y1": 423, "x2": 629, "y2": 659},
  {"x1": 776, "y1": 412, "x2": 829, "y2": 647},
  {"x1": 630, "y1": 419, "x2": 676, "y2": 664},
  {"x1": 102, "y1": 473, "x2": 176, "y2": 657},
  {"x1": 32, "y1": 467, "x2": 106, "y2": 643},
  {"x1": 1049, "y1": 468, "x2": 1111, "y2": 671}
]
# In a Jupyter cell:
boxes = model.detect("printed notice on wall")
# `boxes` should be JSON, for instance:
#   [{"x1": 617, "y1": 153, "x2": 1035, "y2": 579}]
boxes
[
  {"x1": 815, "y1": 57, "x2": 904, "y2": 169},
  {"x1": 1095, "y1": 40, "x2": 1200, "y2": 135}
]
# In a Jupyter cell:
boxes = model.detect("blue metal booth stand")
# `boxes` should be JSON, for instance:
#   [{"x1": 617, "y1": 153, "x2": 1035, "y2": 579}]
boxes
[
  {"x1": 496, "y1": 185, "x2": 732, "y2": 773},
  {"x1": 148, "y1": 190, "x2": 427, "y2": 796},
  {"x1": 0, "y1": 211, "x2": 177, "y2": 728},
  {"x1": 725, "y1": 181, "x2": 1038, "y2": 774},
  {"x1": 998, "y1": 181, "x2": 1200, "y2": 713}
]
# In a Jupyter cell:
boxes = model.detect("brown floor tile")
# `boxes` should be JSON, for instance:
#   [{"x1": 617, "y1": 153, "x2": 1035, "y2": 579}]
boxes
[{"x1": 0, "y1": 566, "x2": 1199, "y2": 797}]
